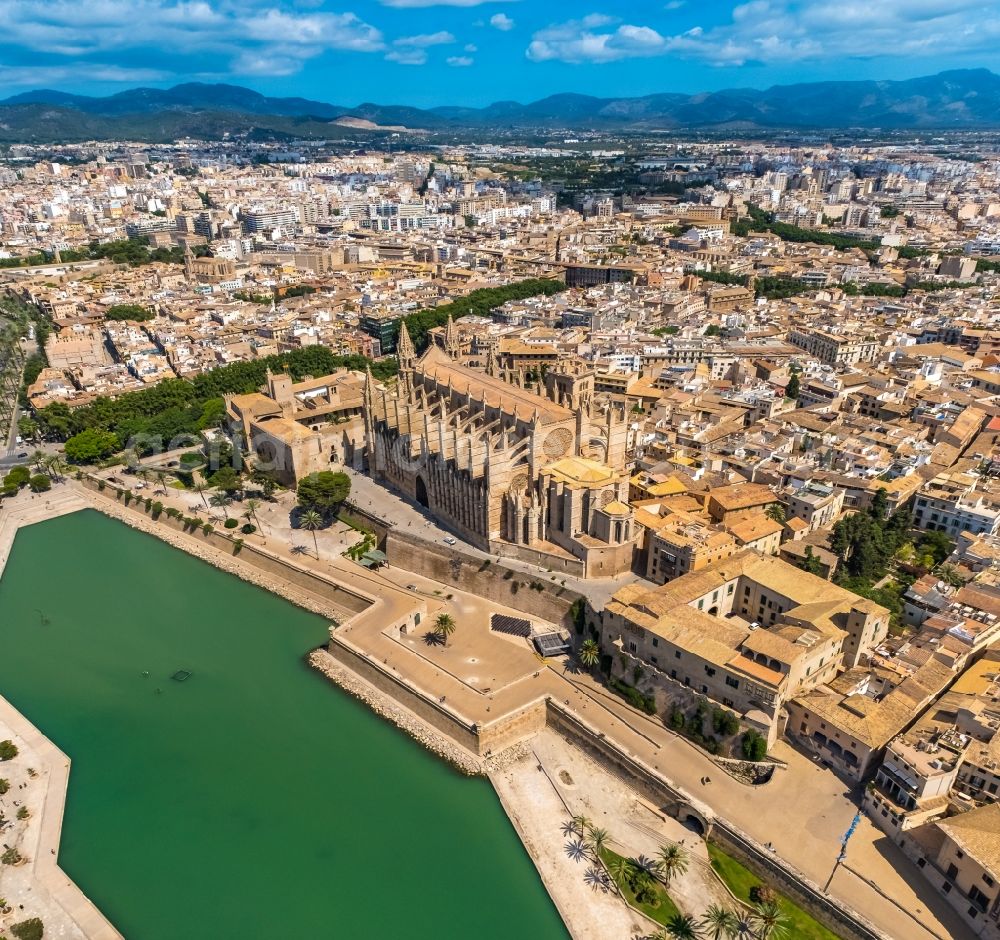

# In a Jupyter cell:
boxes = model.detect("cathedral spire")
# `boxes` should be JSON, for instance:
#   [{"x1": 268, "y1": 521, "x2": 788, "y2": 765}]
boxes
[
  {"x1": 484, "y1": 343, "x2": 498, "y2": 377},
  {"x1": 364, "y1": 364, "x2": 375, "y2": 409},
  {"x1": 397, "y1": 318, "x2": 415, "y2": 367},
  {"x1": 444, "y1": 314, "x2": 459, "y2": 359}
]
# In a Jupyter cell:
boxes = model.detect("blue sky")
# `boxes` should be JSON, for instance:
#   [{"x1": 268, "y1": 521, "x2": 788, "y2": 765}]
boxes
[{"x1": 2, "y1": 1, "x2": 1000, "y2": 106}]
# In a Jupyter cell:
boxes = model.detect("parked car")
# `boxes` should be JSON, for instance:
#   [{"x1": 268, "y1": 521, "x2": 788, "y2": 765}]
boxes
[{"x1": 443, "y1": 536, "x2": 457, "y2": 545}]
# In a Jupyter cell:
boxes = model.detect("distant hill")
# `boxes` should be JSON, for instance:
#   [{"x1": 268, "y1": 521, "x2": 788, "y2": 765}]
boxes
[{"x1": 3, "y1": 70, "x2": 1000, "y2": 142}]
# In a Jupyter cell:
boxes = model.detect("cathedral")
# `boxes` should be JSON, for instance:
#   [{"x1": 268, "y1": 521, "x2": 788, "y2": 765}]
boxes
[{"x1": 364, "y1": 319, "x2": 640, "y2": 578}]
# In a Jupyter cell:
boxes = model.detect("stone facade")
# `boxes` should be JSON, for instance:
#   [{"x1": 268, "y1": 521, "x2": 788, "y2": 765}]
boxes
[{"x1": 364, "y1": 321, "x2": 640, "y2": 576}]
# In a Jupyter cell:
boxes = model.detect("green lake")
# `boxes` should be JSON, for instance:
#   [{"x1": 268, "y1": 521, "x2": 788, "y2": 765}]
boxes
[{"x1": 0, "y1": 509, "x2": 568, "y2": 939}]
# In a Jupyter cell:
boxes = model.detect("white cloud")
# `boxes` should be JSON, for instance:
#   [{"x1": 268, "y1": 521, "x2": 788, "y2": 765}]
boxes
[
  {"x1": 385, "y1": 48, "x2": 427, "y2": 65},
  {"x1": 464, "y1": 43, "x2": 477, "y2": 52},
  {"x1": 380, "y1": 0, "x2": 514, "y2": 7},
  {"x1": 490, "y1": 13, "x2": 515, "y2": 31},
  {"x1": 525, "y1": 1, "x2": 1000, "y2": 66},
  {"x1": 394, "y1": 31, "x2": 455, "y2": 47},
  {"x1": 527, "y1": 17, "x2": 666, "y2": 64},
  {"x1": 0, "y1": 1, "x2": 387, "y2": 85},
  {"x1": 446, "y1": 55, "x2": 474, "y2": 67},
  {"x1": 0, "y1": 64, "x2": 171, "y2": 86}
]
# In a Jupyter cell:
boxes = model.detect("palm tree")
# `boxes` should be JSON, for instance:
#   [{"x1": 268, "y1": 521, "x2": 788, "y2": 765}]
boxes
[
  {"x1": 606, "y1": 855, "x2": 633, "y2": 891},
  {"x1": 751, "y1": 902, "x2": 788, "y2": 940},
  {"x1": 579, "y1": 637, "x2": 600, "y2": 669},
  {"x1": 585, "y1": 826, "x2": 609, "y2": 860},
  {"x1": 433, "y1": 612, "x2": 457, "y2": 646},
  {"x1": 764, "y1": 503, "x2": 786, "y2": 524},
  {"x1": 665, "y1": 914, "x2": 702, "y2": 940},
  {"x1": 30, "y1": 449, "x2": 46, "y2": 474},
  {"x1": 192, "y1": 480, "x2": 210, "y2": 508},
  {"x1": 155, "y1": 470, "x2": 168, "y2": 495},
  {"x1": 209, "y1": 492, "x2": 231, "y2": 519},
  {"x1": 657, "y1": 843, "x2": 689, "y2": 886},
  {"x1": 634, "y1": 854, "x2": 663, "y2": 880},
  {"x1": 244, "y1": 497, "x2": 264, "y2": 531},
  {"x1": 700, "y1": 905, "x2": 739, "y2": 940},
  {"x1": 299, "y1": 509, "x2": 324, "y2": 558}
]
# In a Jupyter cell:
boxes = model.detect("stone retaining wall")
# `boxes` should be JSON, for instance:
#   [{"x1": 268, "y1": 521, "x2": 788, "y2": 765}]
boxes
[
  {"x1": 78, "y1": 476, "x2": 372, "y2": 621},
  {"x1": 545, "y1": 702, "x2": 887, "y2": 940},
  {"x1": 386, "y1": 528, "x2": 588, "y2": 629},
  {"x1": 308, "y1": 648, "x2": 484, "y2": 775}
]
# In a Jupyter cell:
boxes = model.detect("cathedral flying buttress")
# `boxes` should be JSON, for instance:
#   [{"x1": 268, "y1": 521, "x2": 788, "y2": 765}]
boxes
[{"x1": 363, "y1": 320, "x2": 640, "y2": 578}]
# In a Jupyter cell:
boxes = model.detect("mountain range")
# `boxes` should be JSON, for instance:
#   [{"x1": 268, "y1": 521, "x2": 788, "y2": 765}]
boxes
[{"x1": 3, "y1": 69, "x2": 1000, "y2": 142}]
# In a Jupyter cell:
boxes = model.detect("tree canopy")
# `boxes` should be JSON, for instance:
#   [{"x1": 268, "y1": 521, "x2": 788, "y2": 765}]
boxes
[
  {"x1": 398, "y1": 279, "x2": 564, "y2": 353},
  {"x1": 64, "y1": 427, "x2": 121, "y2": 463},
  {"x1": 34, "y1": 345, "x2": 397, "y2": 455},
  {"x1": 296, "y1": 471, "x2": 351, "y2": 514},
  {"x1": 106, "y1": 303, "x2": 154, "y2": 322}
]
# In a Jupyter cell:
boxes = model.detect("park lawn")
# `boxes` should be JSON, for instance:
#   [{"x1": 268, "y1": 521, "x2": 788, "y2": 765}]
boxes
[
  {"x1": 707, "y1": 842, "x2": 841, "y2": 940},
  {"x1": 599, "y1": 848, "x2": 681, "y2": 927}
]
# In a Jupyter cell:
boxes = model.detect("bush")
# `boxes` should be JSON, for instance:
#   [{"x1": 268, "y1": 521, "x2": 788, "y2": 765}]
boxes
[
  {"x1": 668, "y1": 706, "x2": 686, "y2": 731},
  {"x1": 11, "y1": 917, "x2": 44, "y2": 940},
  {"x1": 241, "y1": 523, "x2": 257, "y2": 534},
  {"x1": 28, "y1": 474, "x2": 51, "y2": 493},
  {"x1": 609, "y1": 677, "x2": 656, "y2": 715},
  {"x1": 1, "y1": 847, "x2": 22, "y2": 865},
  {"x1": 224, "y1": 518, "x2": 238, "y2": 529},
  {"x1": 0, "y1": 778, "x2": 8, "y2": 794},
  {"x1": 711, "y1": 707, "x2": 741, "y2": 737},
  {"x1": 0, "y1": 740, "x2": 18, "y2": 761},
  {"x1": 750, "y1": 884, "x2": 776, "y2": 905},
  {"x1": 5, "y1": 465, "x2": 30, "y2": 488},
  {"x1": 742, "y1": 729, "x2": 768, "y2": 762}
]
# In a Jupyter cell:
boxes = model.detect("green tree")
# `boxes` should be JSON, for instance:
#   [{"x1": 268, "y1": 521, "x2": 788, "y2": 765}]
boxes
[
  {"x1": 17, "y1": 417, "x2": 39, "y2": 441},
  {"x1": 798, "y1": 546, "x2": 824, "y2": 577},
  {"x1": 10, "y1": 918, "x2": 45, "y2": 940},
  {"x1": 579, "y1": 637, "x2": 600, "y2": 669},
  {"x1": 764, "y1": 503, "x2": 786, "y2": 524},
  {"x1": 209, "y1": 492, "x2": 231, "y2": 519},
  {"x1": 4, "y1": 466, "x2": 31, "y2": 489},
  {"x1": 0, "y1": 740, "x2": 18, "y2": 761},
  {"x1": 433, "y1": 612, "x2": 457, "y2": 646},
  {"x1": 606, "y1": 855, "x2": 634, "y2": 892},
  {"x1": 244, "y1": 498, "x2": 264, "y2": 533},
  {"x1": 585, "y1": 825, "x2": 609, "y2": 859},
  {"x1": 657, "y1": 843, "x2": 689, "y2": 886},
  {"x1": 742, "y1": 729, "x2": 768, "y2": 762},
  {"x1": 296, "y1": 470, "x2": 351, "y2": 514},
  {"x1": 192, "y1": 480, "x2": 210, "y2": 508},
  {"x1": 700, "y1": 905, "x2": 738, "y2": 940},
  {"x1": 64, "y1": 427, "x2": 120, "y2": 463},
  {"x1": 299, "y1": 509, "x2": 324, "y2": 558},
  {"x1": 29, "y1": 474, "x2": 51, "y2": 493},
  {"x1": 105, "y1": 303, "x2": 154, "y2": 322},
  {"x1": 752, "y1": 901, "x2": 789, "y2": 940},
  {"x1": 665, "y1": 914, "x2": 702, "y2": 939},
  {"x1": 209, "y1": 465, "x2": 241, "y2": 494},
  {"x1": 784, "y1": 373, "x2": 800, "y2": 400}
]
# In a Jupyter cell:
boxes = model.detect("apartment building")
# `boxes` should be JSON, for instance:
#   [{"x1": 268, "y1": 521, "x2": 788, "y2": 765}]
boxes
[
  {"x1": 915, "y1": 473, "x2": 1000, "y2": 538},
  {"x1": 788, "y1": 327, "x2": 879, "y2": 366},
  {"x1": 601, "y1": 550, "x2": 888, "y2": 744}
]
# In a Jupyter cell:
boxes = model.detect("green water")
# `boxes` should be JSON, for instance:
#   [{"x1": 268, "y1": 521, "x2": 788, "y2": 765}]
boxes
[{"x1": 0, "y1": 510, "x2": 568, "y2": 940}]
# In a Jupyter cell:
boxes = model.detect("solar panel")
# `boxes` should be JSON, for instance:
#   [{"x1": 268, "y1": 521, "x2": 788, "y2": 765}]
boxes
[{"x1": 490, "y1": 613, "x2": 531, "y2": 637}]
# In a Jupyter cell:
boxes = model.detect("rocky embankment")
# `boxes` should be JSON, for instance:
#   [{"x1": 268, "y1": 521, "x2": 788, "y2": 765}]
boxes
[{"x1": 308, "y1": 649, "x2": 486, "y2": 775}]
